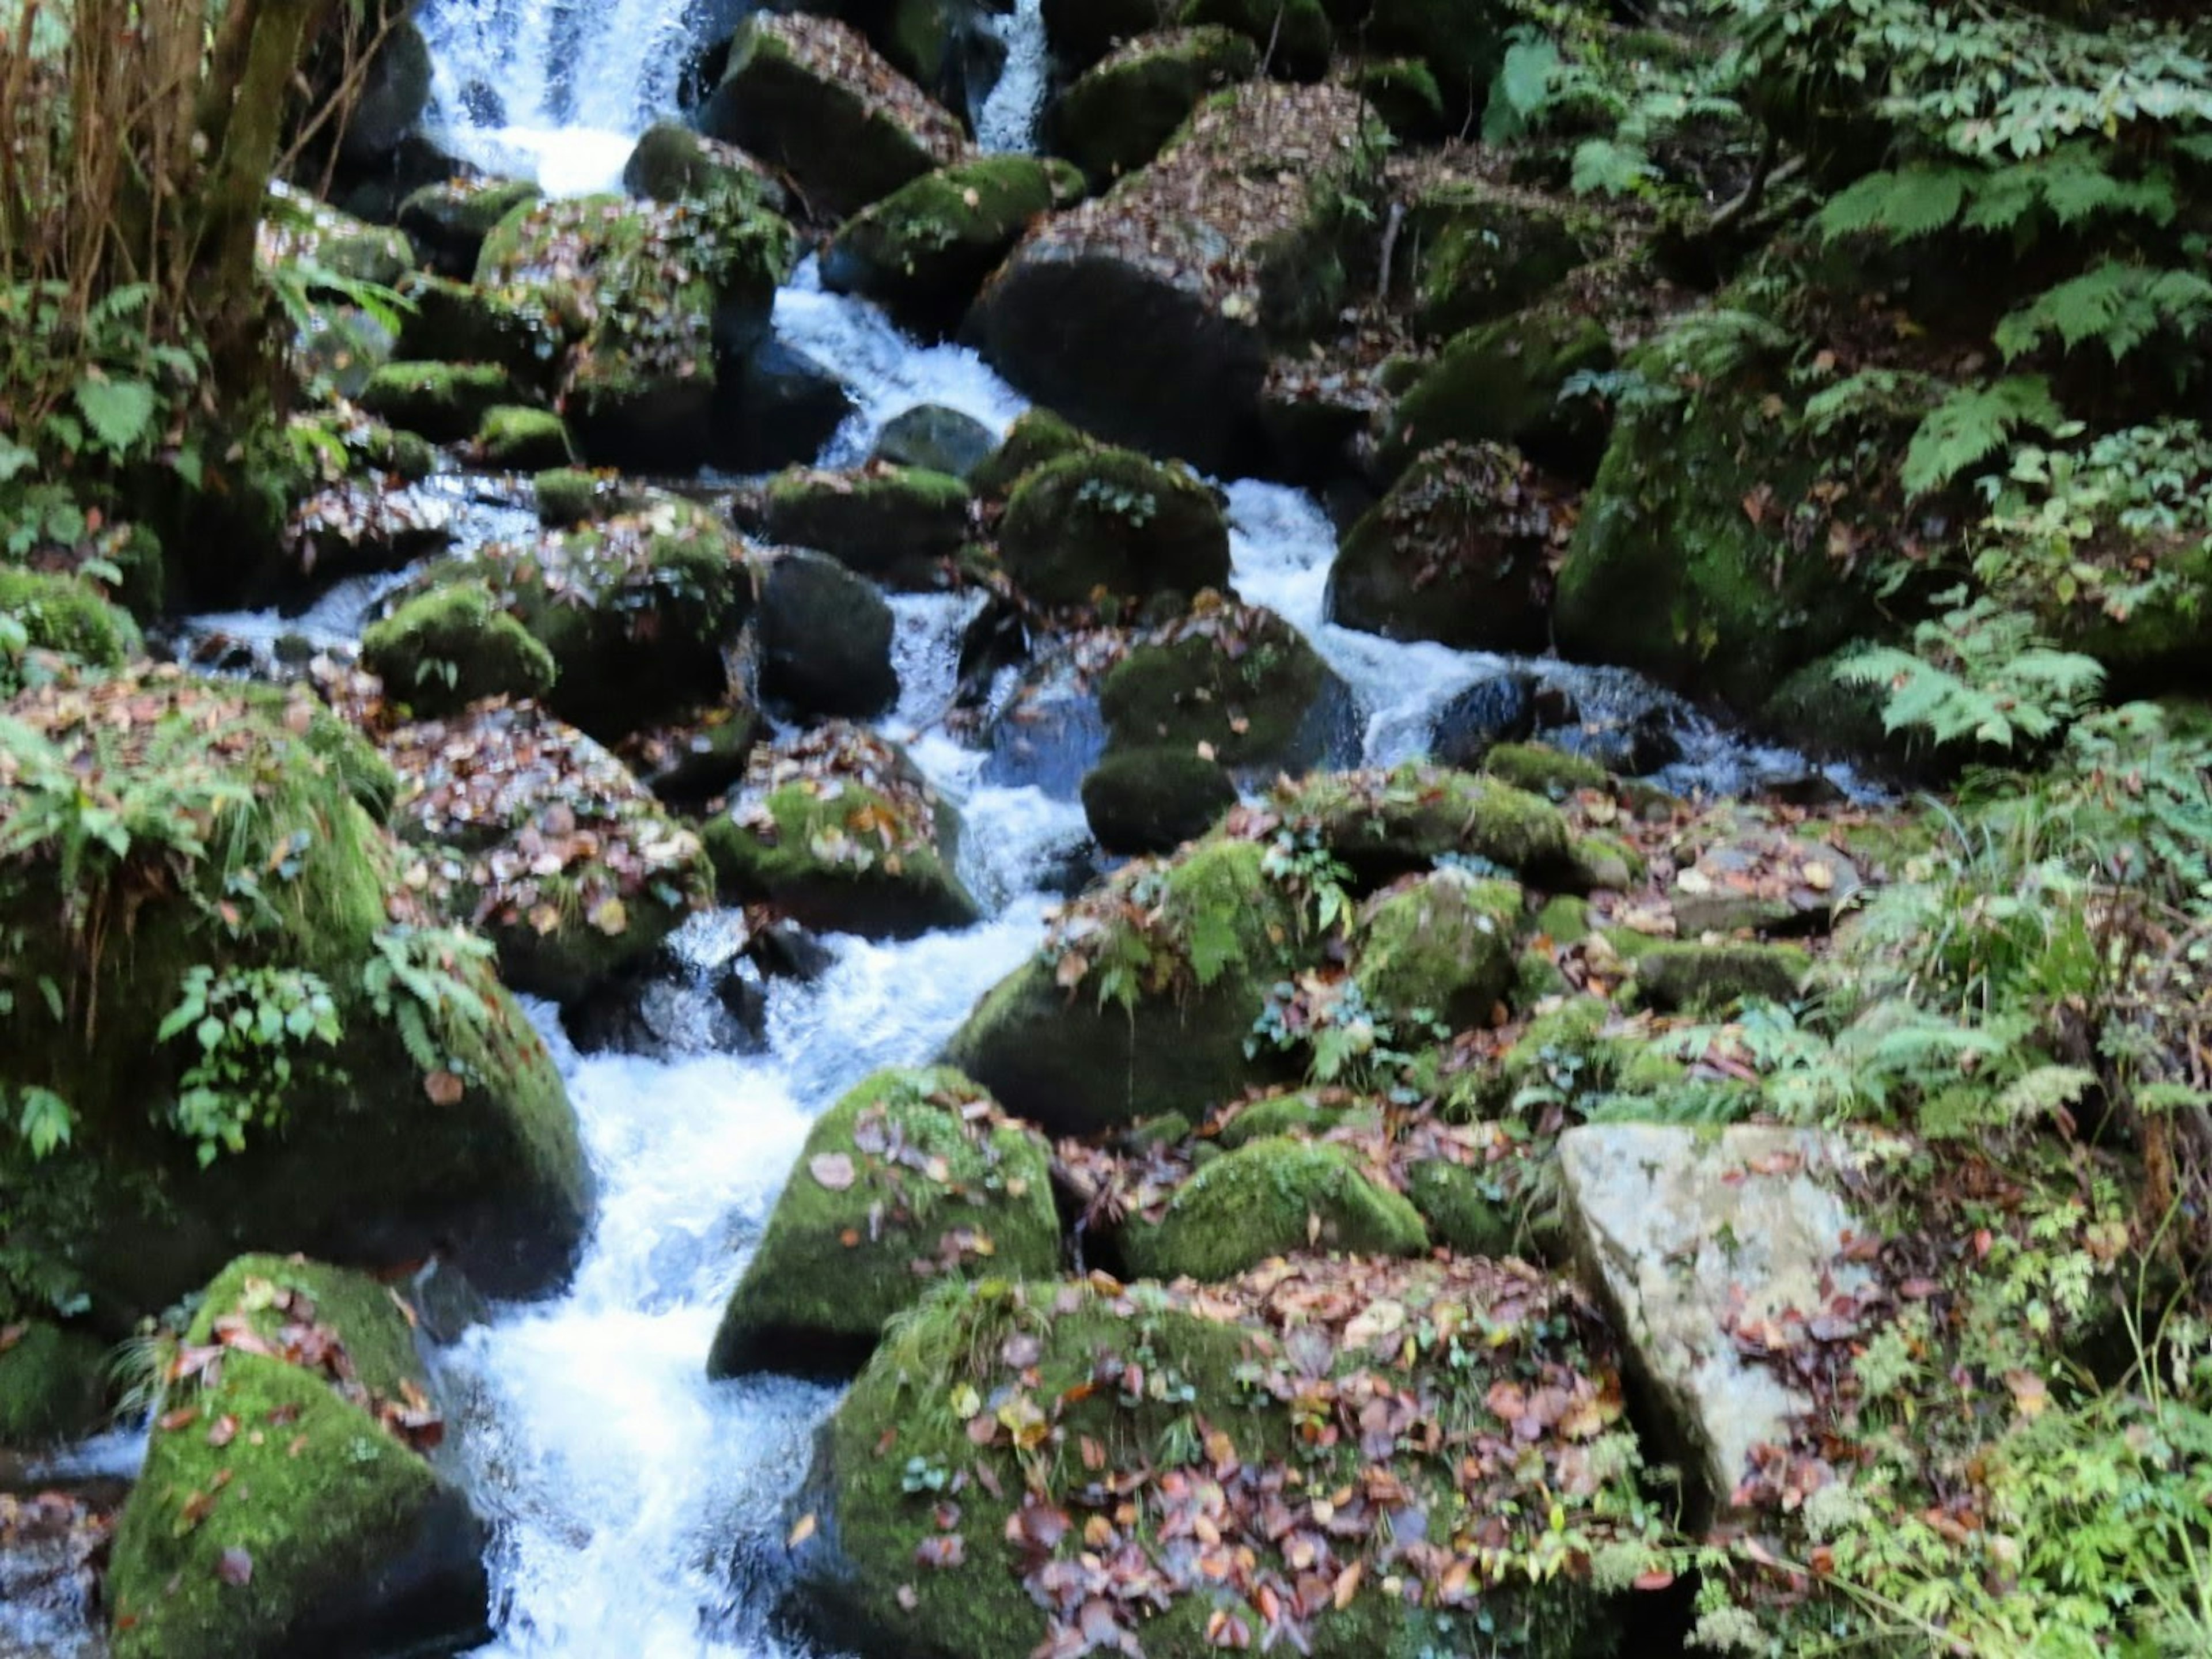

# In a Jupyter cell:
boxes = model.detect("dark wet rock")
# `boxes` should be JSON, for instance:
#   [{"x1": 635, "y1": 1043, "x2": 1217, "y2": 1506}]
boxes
[
  {"x1": 1377, "y1": 305, "x2": 1616, "y2": 482},
  {"x1": 1349, "y1": 55, "x2": 1445, "y2": 140},
  {"x1": 1050, "y1": 28, "x2": 1257, "y2": 184},
  {"x1": 341, "y1": 18, "x2": 434, "y2": 165},
  {"x1": 756, "y1": 549, "x2": 900, "y2": 719},
  {"x1": 1081, "y1": 747, "x2": 1237, "y2": 854},
  {"x1": 622, "y1": 122, "x2": 791, "y2": 217},
  {"x1": 614, "y1": 696, "x2": 764, "y2": 808},
  {"x1": 1040, "y1": 0, "x2": 1160, "y2": 72},
  {"x1": 397, "y1": 176, "x2": 543, "y2": 278},
  {"x1": 1399, "y1": 182, "x2": 1604, "y2": 340},
  {"x1": 871, "y1": 404, "x2": 998, "y2": 478},
  {"x1": 358, "y1": 361, "x2": 518, "y2": 444},
  {"x1": 982, "y1": 671, "x2": 1108, "y2": 797},
  {"x1": 393, "y1": 274, "x2": 565, "y2": 388},
  {"x1": 759, "y1": 464, "x2": 974, "y2": 589},
  {"x1": 1178, "y1": 0, "x2": 1331, "y2": 80},
  {"x1": 998, "y1": 446, "x2": 1230, "y2": 605},
  {"x1": 1100, "y1": 600, "x2": 1350, "y2": 771},
  {"x1": 1430, "y1": 671, "x2": 1539, "y2": 767},
  {"x1": 725, "y1": 340, "x2": 859, "y2": 472}
]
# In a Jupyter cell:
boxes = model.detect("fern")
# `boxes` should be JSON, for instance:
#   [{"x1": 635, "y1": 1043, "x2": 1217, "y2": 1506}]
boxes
[
  {"x1": 1818, "y1": 166, "x2": 1976, "y2": 241},
  {"x1": 1900, "y1": 376, "x2": 2068, "y2": 497},
  {"x1": 1835, "y1": 596, "x2": 2105, "y2": 751},
  {"x1": 1994, "y1": 262, "x2": 2212, "y2": 363}
]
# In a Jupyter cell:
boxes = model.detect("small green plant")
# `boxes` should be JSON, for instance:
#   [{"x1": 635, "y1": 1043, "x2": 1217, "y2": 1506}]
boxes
[
  {"x1": 359, "y1": 925, "x2": 498, "y2": 1084},
  {"x1": 1073, "y1": 476, "x2": 1157, "y2": 528},
  {"x1": 157, "y1": 964, "x2": 343, "y2": 1164},
  {"x1": 1834, "y1": 591, "x2": 2105, "y2": 752}
]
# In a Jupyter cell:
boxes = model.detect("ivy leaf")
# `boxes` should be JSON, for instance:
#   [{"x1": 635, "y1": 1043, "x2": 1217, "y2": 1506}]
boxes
[{"x1": 71, "y1": 375, "x2": 158, "y2": 458}]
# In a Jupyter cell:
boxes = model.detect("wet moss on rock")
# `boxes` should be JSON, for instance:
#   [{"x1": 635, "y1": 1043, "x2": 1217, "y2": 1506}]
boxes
[
  {"x1": 1351, "y1": 869, "x2": 1522, "y2": 1028},
  {"x1": 359, "y1": 582, "x2": 559, "y2": 716},
  {"x1": 0, "y1": 1320, "x2": 109, "y2": 1447},
  {"x1": 823, "y1": 156, "x2": 1073, "y2": 335},
  {"x1": 999, "y1": 446, "x2": 1230, "y2": 606},
  {"x1": 1484, "y1": 740, "x2": 1612, "y2": 800},
  {"x1": 967, "y1": 405, "x2": 1096, "y2": 499},
  {"x1": 1080, "y1": 747, "x2": 1238, "y2": 854},
  {"x1": 475, "y1": 405, "x2": 574, "y2": 471},
  {"x1": 622, "y1": 122, "x2": 790, "y2": 218},
  {"x1": 357, "y1": 361, "x2": 518, "y2": 444},
  {"x1": 397, "y1": 176, "x2": 543, "y2": 277},
  {"x1": 1633, "y1": 942, "x2": 1811, "y2": 1014},
  {"x1": 760, "y1": 464, "x2": 974, "y2": 588},
  {"x1": 1120, "y1": 1135, "x2": 1427, "y2": 1280},
  {"x1": 1264, "y1": 763, "x2": 1573, "y2": 887},
  {"x1": 1051, "y1": 28, "x2": 1259, "y2": 183},
  {"x1": 1100, "y1": 601, "x2": 1340, "y2": 768},
  {"x1": 1177, "y1": 0, "x2": 1331, "y2": 80},
  {"x1": 0, "y1": 568, "x2": 142, "y2": 695},
  {"x1": 1377, "y1": 307, "x2": 1615, "y2": 480}
]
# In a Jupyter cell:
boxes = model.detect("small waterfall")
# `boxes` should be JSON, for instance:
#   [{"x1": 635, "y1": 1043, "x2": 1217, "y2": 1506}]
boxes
[{"x1": 975, "y1": 0, "x2": 1051, "y2": 153}]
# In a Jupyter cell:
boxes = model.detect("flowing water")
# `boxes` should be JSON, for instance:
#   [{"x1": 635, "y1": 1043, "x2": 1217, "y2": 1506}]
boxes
[{"x1": 2, "y1": 13, "x2": 1871, "y2": 1654}]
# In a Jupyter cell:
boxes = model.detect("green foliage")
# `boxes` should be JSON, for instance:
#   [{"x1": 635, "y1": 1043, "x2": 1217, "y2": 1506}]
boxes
[
  {"x1": 0, "y1": 281, "x2": 207, "y2": 490},
  {"x1": 359, "y1": 925, "x2": 498, "y2": 1084},
  {"x1": 1993, "y1": 261, "x2": 2212, "y2": 365},
  {"x1": 157, "y1": 965, "x2": 342, "y2": 1165},
  {"x1": 1899, "y1": 376, "x2": 2067, "y2": 498},
  {"x1": 1836, "y1": 591, "x2": 2105, "y2": 751}
]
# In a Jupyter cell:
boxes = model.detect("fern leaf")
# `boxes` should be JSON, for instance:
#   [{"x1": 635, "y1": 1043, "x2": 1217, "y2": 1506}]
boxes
[
  {"x1": 1900, "y1": 376, "x2": 2065, "y2": 495},
  {"x1": 71, "y1": 376, "x2": 157, "y2": 458},
  {"x1": 1818, "y1": 166, "x2": 1973, "y2": 241}
]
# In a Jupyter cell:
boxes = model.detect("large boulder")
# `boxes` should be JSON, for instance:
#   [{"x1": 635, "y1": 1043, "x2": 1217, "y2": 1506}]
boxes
[
  {"x1": 1040, "y1": 0, "x2": 1158, "y2": 71},
  {"x1": 755, "y1": 548, "x2": 900, "y2": 719},
  {"x1": 1349, "y1": 867, "x2": 1521, "y2": 1027},
  {"x1": 706, "y1": 1067, "x2": 1059, "y2": 1379},
  {"x1": 1325, "y1": 441, "x2": 1568, "y2": 653},
  {"x1": 702, "y1": 13, "x2": 970, "y2": 218},
  {"x1": 872, "y1": 404, "x2": 999, "y2": 478},
  {"x1": 786, "y1": 1260, "x2": 1650, "y2": 1658},
  {"x1": 1557, "y1": 1125, "x2": 1883, "y2": 1522},
  {"x1": 381, "y1": 702, "x2": 715, "y2": 1005},
  {"x1": 1357, "y1": 0, "x2": 1510, "y2": 118},
  {"x1": 357, "y1": 361, "x2": 518, "y2": 444},
  {"x1": 1050, "y1": 28, "x2": 1258, "y2": 184},
  {"x1": 1098, "y1": 599, "x2": 1349, "y2": 770},
  {"x1": 1376, "y1": 306, "x2": 1616, "y2": 480},
  {"x1": 389, "y1": 499, "x2": 756, "y2": 740},
  {"x1": 968, "y1": 81, "x2": 1378, "y2": 473},
  {"x1": 1399, "y1": 183, "x2": 1603, "y2": 340},
  {"x1": 944, "y1": 836, "x2": 1302, "y2": 1135},
  {"x1": 759, "y1": 463, "x2": 974, "y2": 589},
  {"x1": 359, "y1": 581, "x2": 559, "y2": 716},
  {"x1": 0, "y1": 669, "x2": 589, "y2": 1324},
  {"x1": 475, "y1": 191, "x2": 794, "y2": 470},
  {"x1": 392, "y1": 275, "x2": 565, "y2": 388},
  {"x1": 822, "y1": 156, "x2": 1083, "y2": 335},
  {"x1": 397, "y1": 176, "x2": 543, "y2": 278},
  {"x1": 340, "y1": 16, "x2": 434, "y2": 164},
  {"x1": 703, "y1": 724, "x2": 980, "y2": 937},
  {"x1": 1255, "y1": 763, "x2": 1574, "y2": 887},
  {"x1": 622, "y1": 122, "x2": 790, "y2": 218},
  {"x1": 998, "y1": 446, "x2": 1230, "y2": 605},
  {"x1": 105, "y1": 1256, "x2": 489, "y2": 1659},
  {"x1": 1117, "y1": 1136, "x2": 1427, "y2": 1280},
  {"x1": 1080, "y1": 748, "x2": 1238, "y2": 854}
]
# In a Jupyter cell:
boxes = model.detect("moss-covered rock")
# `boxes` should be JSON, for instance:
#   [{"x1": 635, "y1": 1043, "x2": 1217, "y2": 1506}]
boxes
[
  {"x1": 967, "y1": 404, "x2": 1096, "y2": 498},
  {"x1": 622, "y1": 121, "x2": 790, "y2": 217},
  {"x1": 945, "y1": 836, "x2": 1302, "y2": 1135},
  {"x1": 1040, "y1": 0, "x2": 1161, "y2": 70},
  {"x1": 1483, "y1": 740, "x2": 1611, "y2": 800},
  {"x1": 0, "y1": 1320, "x2": 109, "y2": 1447},
  {"x1": 756, "y1": 548, "x2": 899, "y2": 718},
  {"x1": 392, "y1": 272, "x2": 563, "y2": 387},
  {"x1": 707, "y1": 1068, "x2": 1058, "y2": 1379},
  {"x1": 106, "y1": 1256, "x2": 488, "y2": 1659},
  {"x1": 360, "y1": 581, "x2": 559, "y2": 716},
  {"x1": 1351, "y1": 869, "x2": 1521, "y2": 1027},
  {"x1": 1348, "y1": 56, "x2": 1445, "y2": 139},
  {"x1": 475, "y1": 404, "x2": 575, "y2": 470},
  {"x1": 0, "y1": 567, "x2": 143, "y2": 697},
  {"x1": 1178, "y1": 0, "x2": 1330, "y2": 79},
  {"x1": 476, "y1": 191, "x2": 794, "y2": 469},
  {"x1": 969, "y1": 81, "x2": 1377, "y2": 472},
  {"x1": 704, "y1": 724, "x2": 979, "y2": 937},
  {"x1": 357, "y1": 360, "x2": 518, "y2": 444},
  {"x1": 760, "y1": 463, "x2": 974, "y2": 588},
  {"x1": 0, "y1": 669, "x2": 589, "y2": 1322},
  {"x1": 1119, "y1": 1135, "x2": 1425, "y2": 1279},
  {"x1": 1378, "y1": 308, "x2": 1615, "y2": 479},
  {"x1": 1080, "y1": 747, "x2": 1238, "y2": 853},
  {"x1": 823, "y1": 156, "x2": 1074, "y2": 335},
  {"x1": 703, "y1": 13, "x2": 969, "y2": 218},
  {"x1": 1633, "y1": 942, "x2": 1810, "y2": 1013},
  {"x1": 787, "y1": 1260, "x2": 1644, "y2": 1659},
  {"x1": 1326, "y1": 441, "x2": 1565, "y2": 652},
  {"x1": 382, "y1": 702, "x2": 715, "y2": 1003},
  {"x1": 1100, "y1": 599, "x2": 1344, "y2": 770},
  {"x1": 1360, "y1": 0, "x2": 1509, "y2": 118},
  {"x1": 872, "y1": 404, "x2": 1000, "y2": 478},
  {"x1": 1404, "y1": 1157, "x2": 1518, "y2": 1255},
  {"x1": 1051, "y1": 28, "x2": 1259, "y2": 183},
  {"x1": 396, "y1": 176, "x2": 543, "y2": 277},
  {"x1": 395, "y1": 501, "x2": 755, "y2": 738},
  {"x1": 999, "y1": 446, "x2": 1230, "y2": 605},
  {"x1": 1214, "y1": 1087, "x2": 1369, "y2": 1147},
  {"x1": 259, "y1": 184, "x2": 416, "y2": 288},
  {"x1": 532, "y1": 467, "x2": 645, "y2": 528},
  {"x1": 1402, "y1": 184, "x2": 1600, "y2": 340},
  {"x1": 1262, "y1": 762, "x2": 1574, "y2": 887}
]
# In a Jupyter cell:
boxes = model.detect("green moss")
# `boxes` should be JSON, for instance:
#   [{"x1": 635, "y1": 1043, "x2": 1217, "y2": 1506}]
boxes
[
  {"x1": 1271, "y1": 763, "x2": 1573, "y2": 885},
  {"x1": 1634, "y1": 942, "x2": 1811, "y2": 1013},
  {"x1": 1178, "y1": 0, "x2": 1331, "y2": 78},
  {"x1": 185, "y1": 1255, "x2": 427, "y2": 1403},
  {"x1": 622, "y1": 122, "x2": 787, "y2": 218},
  {"x1": 1535, "y1": 895, "x2": 1592, "y2": 942},
  {"x1": 967, "y1": 406, "x2": 1096, "y2": 499},
  {"x1": 1353, "y1": 870, "x2": 1521, "y2": 1027},
  {"x1": 0, "y1": 1320, "x2": 109, "y2": 1446},
  {"x1": 1569, "y1": 830, "x2": 1645, "y2": 891},
  {"x1": 760, "y1": 465, "x2": 972, "y2": 586},
  {"x1": 1348, "y1": 56, "x2": 1444, "y2": 139},
  {"x1": 823, "y1": 157, "x2": 1066, "y2": 331},
  {"x1": 0, "y1": 567, "x2": 142, "y2": 695},
  {"x1": 1121, "y1": 1137, "x2": 1426, "y2": 1281},
  {"x1": 1100, "y1": 606, "x2": 1334, "y2": 766},
  {"x1": 531, "y1": 467, "x2": 638, "y2": 528},
  {"x1": 397, "y1": 177, "x2": 543, "y2": 263},
  {"x1": 1217, "y1": 1089, "x2": 1374, "y2": 1147},
  {"x1": 1379, "y1": 308, "x2": 1615, "y2": 477},
  {"x1": 1484, "y1": 740, "x2": 1611, "y2": 800},
  {"x1": 1404, "y1": 1157, "x2": 1517, "y2": 1256},
  {"x1": 1080, "y1": 747, "x2": 1238, "y2": 854},
  {"x1": 1361, "y1": 0, "x2": 1505, "y2": 113},
  {"x1": 999, "y1": 446, "x2": 1230, "y2": 605},
  {"x1": 393, "y1": 274, "x2": 562, "y2": 382},
  {"x1": 476, "y1": 405, "x2": 574, "y2": 470},
  {"x1": 1406, "y1": 188, "x2": 1599, "y2": 338},
  {"x1": 1053, "y1": 28, "x2": 1260, "y2": 183},
  {"x1": 358, "y1": 361, "x2": 517, "y2": 444},
  {"x1": 707, "y1": 1069, "x2": 1059, "y2": 1378},
  {"x1": 361, "y1": 582, "x2": 558, "y2": 716},
  {"x1": 704, "y1": 779, "x2": 979, "y2": 939}
]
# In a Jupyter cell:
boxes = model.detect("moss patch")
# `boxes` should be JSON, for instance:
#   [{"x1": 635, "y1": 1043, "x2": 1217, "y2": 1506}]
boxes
[
  {"x1": 0, "y1": 1320, "x2": 109, "y2": 1446},
  {"x1": 1100, "y1": 600, "x2": 1339, "y2": 768},
  {"x1": 999, "y1": 446, "x2": 1230, "y2": 606},
  {"x1": 760, "y1": 463, "x2": 972, "y2": 587},
  {"x1": 1351, "y1": 869, "x2": 1522, "y2": 1027},
  {"x1": 1080, "y1": 747, "x2": 1238, "y2": 854},
  {"x1": 1120, "y1": 1135, "x2": 1427, "y2": 1279},
  {"x1": 357, "y1": 361, "x2": 517, "y2": 444},
  {"x1": 823, "y1": 156, "x2": 1068, "y2": 334},
  {"x1": 359, "y1": 582, "x2": 558, "y2": 716}
]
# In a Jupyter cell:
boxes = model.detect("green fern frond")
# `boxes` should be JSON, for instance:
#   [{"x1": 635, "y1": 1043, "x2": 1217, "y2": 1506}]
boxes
[{"x1": 1901, "y1": 376, "x2": 2067, "y2": 497}]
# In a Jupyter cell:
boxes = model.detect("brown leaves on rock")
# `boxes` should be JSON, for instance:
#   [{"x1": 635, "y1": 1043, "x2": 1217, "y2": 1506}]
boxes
[{"x1": 724, "y1": 722, "x2": 948, "y2": 874}]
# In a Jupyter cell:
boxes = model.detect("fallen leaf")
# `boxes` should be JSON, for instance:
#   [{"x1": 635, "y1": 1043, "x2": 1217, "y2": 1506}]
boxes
[
  {"x1": 216, "y1": 1547, "x2": 253, "y2": 1586},
  {"x1": 810, "y1": 1153, "x2": 857, "y2": 1191}
]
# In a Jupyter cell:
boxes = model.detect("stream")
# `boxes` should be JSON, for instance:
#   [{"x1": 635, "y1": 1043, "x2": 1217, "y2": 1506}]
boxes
[{"x1": 2, "y1": 3, "x2": 1862, "y2": 1653}]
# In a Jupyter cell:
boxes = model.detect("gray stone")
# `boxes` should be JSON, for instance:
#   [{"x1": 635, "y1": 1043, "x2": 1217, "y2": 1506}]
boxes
[{"x1": 1557, "y1": 1124, "x2": 1883, "y2": 1521}]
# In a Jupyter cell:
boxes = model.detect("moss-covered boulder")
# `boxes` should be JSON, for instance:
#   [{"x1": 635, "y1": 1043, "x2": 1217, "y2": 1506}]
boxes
[
  {"x1": 1554, "y1": 346, "x2": 1888, "y2": 710},
  {"x1": 999, "y1": 446, "x2": 1230, "y2": 605},
  {"x1": 395, "y1": 500, "x2": 755, "y2": 738},
  {"x1": 1119, "y1": 1136, "x2": 1426, "y2": 1280},
  {"x1": 704, "y1": 724, "x2": 980, "y2": 937},
  {"x1": 1633, "y1": 942, "x2": 1810, "y2": 1013},
  {"x1": 759, "y1": 463, "x2": 974, "y2": 588},
  {"x1": 476, "y1": 191, "x2": 794, "y2": 470},
  {"x1": 1378, "y1": 308, "x2": 1615, "y2": 479},
  {"x1": 756, "y1": 548, "x2": 899, "y2": 719},
  {"x1": 703, "y1": 13, "x2": 969, "y2": 218},
  {"x1": 0, "y1": 669, "x2": 589, "y2": 1323},
  {"x1": 0, "y1": 1320, "x2": 109, "y2": 1447},
  {"x1": 1351, "y1": 868, "x2": 1521, "y2": 1027},
  {"x1": 1326, "y1": 441, "x2": 1566, "y2": 652},
  {"x1": 1405, "y1": 1156, "x2": 1519, "y2": 1255},
  {"x1": 823, "y1": 156, "x2": 1078, "y2": 335},
  {"x1": 872, "y1": 403, "x2": 1000, "y2": 478},
  {"x1": 392, "y1": 273, "x2": 565, "y2": 386},
  {"x1": 1482, "y1": 740, "x2": 1611, "y2": 800},
  {"x1": 969, "y1": 81, "x2": 1377, "y2": 472},
  {"x1": 707, "y1": 1068, "x2": 1058, "y2": 1379},
  {"x1": 357, "y1": 360, "x2": 518, "y2": 444},
  {"x1": 1348, "y1": 56, "x2": 1445, "y2": 139},
  {"x1": 1050, "y1": 28, "x2": 1257, "y2": 183},
  {"x1": 787, "y1": 1260, "x2": 1647, "y2": 1658},
  {"x1": 967, "y1": 404, "x2": 1097, "y2": 498},
  {"x1": 259, "y1": 183, "x2": 416, "y2": 288},
  {"x1": 359, "y1": 581, "x2": 559, "y2": 716},
  {"x1": 106, "y1": 1256, "x2": 488, "y2": 1659},
  {"x1": 1401, "y1": 184, "x2": 1601, "y2": 340},
  {"x1": 1260, "y1": 762, "x2": 1574, "y2": 888},
  {"x1": 475, "y1": 404, "x2": 574, "y2": 470},
  {"x1": 0, "y1": 567, "x2": 143, "y2": 698},
  {"x1": 381, "y1": 702, "x2": 715, "y2": 1004},
  {"x1": 1359, "y1": 0, "x2": 1509, "y2": 121},
  {"x1": 1080, "y1": 747, "x2": 1238, "y2": 854},
  {"x1": 532, "y1": 466, "x2": 646, "y2": 528},
  {"x1": 1100, "y1": 600, "x2": 1346, "y2": 768},
  {"x1": 397, "y1": 176, "x2": 543, "y2": 277},
  {"x1": 1179, "y1": 0, "x2": 1330, "y2": 79},
  {"x1": 622, "y1": 122, "x2": 790, "y2": 217},
  {"x1": 945, "y1": 836, "x2": 1302, "y2": 1135}
]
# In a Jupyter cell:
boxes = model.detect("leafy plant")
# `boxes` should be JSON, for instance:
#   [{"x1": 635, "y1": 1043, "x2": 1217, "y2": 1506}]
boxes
[
  {"x1": 157, "y1": 964, "x2": 342, "y2": 1164},
  {"x1": 1835, "y1": 592, "x2": 2105, "y2": 752}
]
